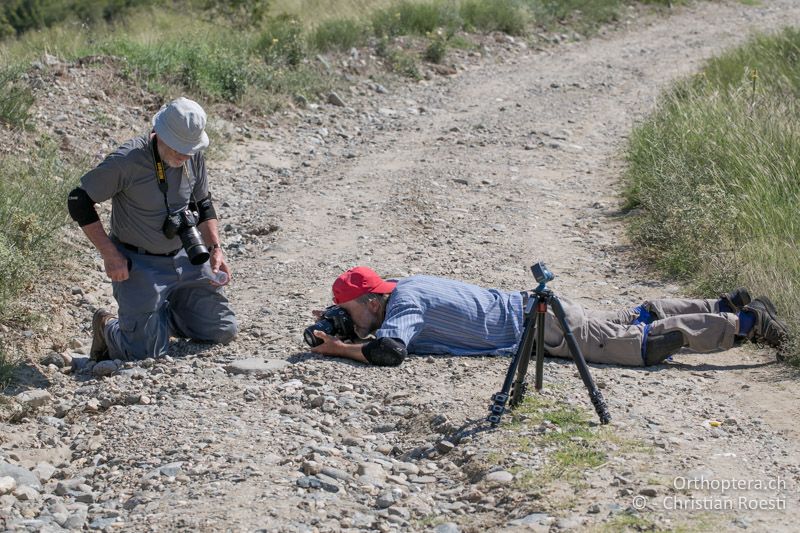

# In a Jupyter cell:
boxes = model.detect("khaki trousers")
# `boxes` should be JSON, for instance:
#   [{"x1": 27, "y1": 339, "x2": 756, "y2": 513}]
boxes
[{"x1": 542, "y1": 297, "x2": 739, "y2": 366}]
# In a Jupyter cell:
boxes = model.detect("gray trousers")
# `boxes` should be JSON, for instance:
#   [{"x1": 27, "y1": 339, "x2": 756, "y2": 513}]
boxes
[
  {"x1": 543, "y1": 297, "x2": 739, "y2": 366},
  {"x1": 103, "y1": 242, "x2": 238, "y2": 361}
]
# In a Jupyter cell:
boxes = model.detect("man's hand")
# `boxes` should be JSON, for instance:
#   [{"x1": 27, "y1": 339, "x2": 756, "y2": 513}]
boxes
[
  {"x1": 310, "y1": 331, "x2": 368, "y2": 363},
  {"x1": 209, "y1": 247, "x2": 231, "y2": 287},
  {"x1": 101, "y1": 247, "x2": 129, "y2": 282}
]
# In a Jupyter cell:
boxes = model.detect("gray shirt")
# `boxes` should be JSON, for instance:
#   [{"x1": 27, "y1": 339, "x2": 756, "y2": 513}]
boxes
[{"x1": 80, "y1": 135, "x2": 208, "y2": 254}]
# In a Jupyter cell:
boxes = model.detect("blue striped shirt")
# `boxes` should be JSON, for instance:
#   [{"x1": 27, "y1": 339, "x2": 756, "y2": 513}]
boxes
[{"x1": 375, "y1": 275, "x2": 525, "y2": 356}]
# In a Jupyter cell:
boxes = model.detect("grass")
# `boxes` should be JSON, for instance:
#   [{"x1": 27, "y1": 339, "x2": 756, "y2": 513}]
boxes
[
  {"x1": 0, "y1": 138, "x2": 77, "y2": 318},
  {"x1": 0, "y1": 63, "x2": 34, "y2": 128},
  {"x1": 623, "y1": 27, "x2": 800, "y2": 364},
  {"x1": 508, "y1": 393, "x2": 610, "y2": 489},
  {"x1": 0, "y1": 0, "x2": 692, "y2": 110}
]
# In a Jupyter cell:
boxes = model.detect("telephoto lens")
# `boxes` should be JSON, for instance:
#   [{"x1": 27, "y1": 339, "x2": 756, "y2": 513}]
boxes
[
  {"x1": 304, "y1": 319, "x2": 334, "y2": 347},
  {"x1": 303, "y1": 306, "x2": 356, "y2": 347},
  {"x1": 180, "y1": 225, "x2": 209, "y2": 265}
]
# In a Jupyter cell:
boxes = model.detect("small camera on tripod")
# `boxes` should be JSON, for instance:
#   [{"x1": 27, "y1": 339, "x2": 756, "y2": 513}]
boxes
[{"x1": 531, "y1": 262, "x2": 554, "y2": 285}]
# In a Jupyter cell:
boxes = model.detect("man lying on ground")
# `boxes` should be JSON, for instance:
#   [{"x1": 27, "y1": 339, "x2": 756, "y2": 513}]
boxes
[{"x1": 309, "y1": 266, "x2": 788, "y2": 367}]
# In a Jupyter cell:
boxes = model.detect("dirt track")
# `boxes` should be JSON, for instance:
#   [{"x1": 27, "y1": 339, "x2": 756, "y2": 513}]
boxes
[{"x1": 3, "y1": 1, "x2": 800, "y2": 531}]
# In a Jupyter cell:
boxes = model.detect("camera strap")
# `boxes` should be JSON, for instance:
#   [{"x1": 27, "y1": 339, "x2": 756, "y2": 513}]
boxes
[{"x1": 150, "y1": 136, "x2": 171, "y2": 214}]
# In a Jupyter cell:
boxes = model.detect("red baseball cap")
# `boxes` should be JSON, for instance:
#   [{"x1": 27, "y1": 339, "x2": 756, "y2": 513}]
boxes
[{"x1": 333, "y1": 266, "x2": 397, "y2": 304}]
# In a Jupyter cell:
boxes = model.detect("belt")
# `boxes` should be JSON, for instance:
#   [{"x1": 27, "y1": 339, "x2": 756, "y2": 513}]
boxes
[{"x1": 118, "y1": 240, "x2": 180, "y2": 257}]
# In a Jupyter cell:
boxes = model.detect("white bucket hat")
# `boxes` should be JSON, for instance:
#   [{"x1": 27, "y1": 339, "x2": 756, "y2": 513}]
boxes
[{"x1": 151, "y1": 97, "x2": 209, "y2": 155}]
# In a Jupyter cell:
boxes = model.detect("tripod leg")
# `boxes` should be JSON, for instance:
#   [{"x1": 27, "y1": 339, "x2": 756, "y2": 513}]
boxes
[
  {"x1": 510, "y1": 306, "x2": 537, "y2": 407},
  {"x1": 534, "y1": 302, "x2": 545, "y2": 391},
  {"x1": 549, "y1": 295, "x2": 611, "y2": 424},
  {"x1": 488, "y1": 298, "x2": 536, "y2": 424}
]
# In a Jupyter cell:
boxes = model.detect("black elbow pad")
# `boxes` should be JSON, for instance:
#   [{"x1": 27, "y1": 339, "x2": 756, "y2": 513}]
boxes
[
  {"x1": 67, "y1": 187, "x2": 100, "y2": 226},
  {"x1": 363, "y1": 337, "x2": 407, "y2": 366},
  {"x1": 193, "y1": 194, "x2": 217, "y2": 223}
]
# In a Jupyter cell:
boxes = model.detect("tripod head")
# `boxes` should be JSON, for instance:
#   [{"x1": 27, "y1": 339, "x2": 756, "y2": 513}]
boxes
[{"x1": 531, "y1": 262, "x2": 554, "y2": 293}]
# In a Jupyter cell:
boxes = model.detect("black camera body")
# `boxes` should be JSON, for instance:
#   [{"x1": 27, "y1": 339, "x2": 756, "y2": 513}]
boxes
[
  {"x1": 304, "y1": 306, "x2": 356, "y2": 347},
  {"x1": 163, "y1": 209, "x2": 209, "y2": 265}
]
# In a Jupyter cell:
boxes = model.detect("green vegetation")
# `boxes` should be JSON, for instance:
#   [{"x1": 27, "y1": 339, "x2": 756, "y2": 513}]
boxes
[
  {"x1": 509, "y1": 394, "x2": 610, "y2": 488},
  {"x1": 0, "y1": 64, "x2": 34, "y2": 128},
  {"x1": 595, "y1": 513, "x2": 659, "y2": 532},
  {"x1": 0, "y1": 139, "x2": 77, "y2": 317},
  {"x1": 623, "y1": 27, "x2": 800, "y2": 363},
  {"x1": 0, "y1": 346, "x2": 16, "y2": 389},
  {"x1": 1, "y1": 0, "x2": 684, "y2": 104}
]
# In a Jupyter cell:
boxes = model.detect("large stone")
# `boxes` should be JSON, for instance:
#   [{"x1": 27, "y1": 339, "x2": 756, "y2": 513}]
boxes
[
  {"x1": 0, "y1": 462, "x2": 41, "y2": 490},
  {"x1": 357, "y1": 463, "x2": 387, "y2": 480},
  {"x1": 92, "y1": 360, "x2": 119, "y2": 377},
  {"x1": 15, "y1": 390, "x2": 52, "y2": 408},
  {"x1": 33, "y1": 462, "x2": 57, "y2": 483},
  {"x1": 224, "y1": 358, "x2": 290, "y2": 376}
]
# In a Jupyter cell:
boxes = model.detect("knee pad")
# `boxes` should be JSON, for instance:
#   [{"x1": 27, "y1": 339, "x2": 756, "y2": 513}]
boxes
[{"x1": 644, "y1": 331, "x2": 684, "y2": 366}]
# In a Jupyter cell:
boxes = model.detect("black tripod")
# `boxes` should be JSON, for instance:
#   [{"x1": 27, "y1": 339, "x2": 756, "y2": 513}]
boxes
[{"x1": 488, "y1": 262, "x2": 611, "y2": 426}]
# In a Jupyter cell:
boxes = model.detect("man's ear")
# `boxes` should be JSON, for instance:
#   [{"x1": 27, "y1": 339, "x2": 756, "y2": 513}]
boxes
[{"x1": 367, "y1": 297, "x2": 382, "y2": 313}]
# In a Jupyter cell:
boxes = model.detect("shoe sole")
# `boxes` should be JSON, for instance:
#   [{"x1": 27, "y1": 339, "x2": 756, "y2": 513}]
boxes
[
  {"x1": 747, "y1": 298, "x2": 789, "y2": 349},
  {"x1": 721, "y1": 287, "x2": 751, "y2": 312}
]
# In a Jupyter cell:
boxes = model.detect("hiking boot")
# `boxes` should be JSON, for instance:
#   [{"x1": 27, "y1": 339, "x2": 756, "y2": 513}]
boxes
[
  {"x1": 719, "y1": 287, "x2": 751, "y2": 313},
  {"x1": 90, "y1": 308, "x2": 114, "y2": 361},
  {"x1": 742, "y1": 297, "x2": 788, "y2": 352}
]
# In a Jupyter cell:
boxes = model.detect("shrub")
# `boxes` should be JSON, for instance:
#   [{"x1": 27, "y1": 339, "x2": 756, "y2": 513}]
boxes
[
  {"x1": 257, "y1": 13, "x2": 306, "y2": 67},
  {"x1": 309, "y1": 18, "x2": 369, "y2": 52},
  {"x1": 423, "y1": 29, "x2": 448, "y2": 63},
  {"x1": 460, "y1": 0, "x2": 528, "y2": 35},
  {"x1": 0, "y1": 65, "x2": 34, "y2": 129},
  {"x1": 0, "y1": 139, "x2": 75, "y2": 316},
  {"x1": 371, "y1": 1, "x2": 460, "y2": 38}
]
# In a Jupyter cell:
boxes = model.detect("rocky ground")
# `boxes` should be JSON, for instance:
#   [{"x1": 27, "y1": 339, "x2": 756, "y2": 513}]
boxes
[{"x1": 2, "y1": 1, "x2": 800, "y2": 531}]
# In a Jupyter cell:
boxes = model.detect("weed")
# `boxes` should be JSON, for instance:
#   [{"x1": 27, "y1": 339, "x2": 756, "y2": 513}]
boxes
[
  {"x1": 384, "y1": 46, "x2": 421, "y2": 79},
  {"x1": 423, "y1": 28, "x2": 449, "y2": 63},
  {"x1": 0, "y1": 64, "x2": 34, "y2": 128},
  {"x1": 309, "y1": 18, "x2": 369, "y2": 52},
  {"x1": 371, "y1": 1, "x2": 460, "y2": 38},
  {"x1": 595, "y1": 512, "x2": 658, "y2": 532},
  {"x1": 257, "y1": 14, "x2": 306, "y2": 68},
  {"x1": 460, "y1": 0, "x2": 528, "y2": 35},
  {"x1": 0, "y1": 138, "x2": 76, "y2": 317},
  {"x1": 0, "y1": 345, "x2": 17, "y2": 389}
]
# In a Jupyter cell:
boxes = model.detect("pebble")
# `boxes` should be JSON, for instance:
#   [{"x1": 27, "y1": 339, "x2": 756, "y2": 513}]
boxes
[
  {"x1": 485, "y1": 470, "x2": 514, "y2": 485},
  {"x1": 0, "y1": 476, "x2": 16, "y2": 495}
]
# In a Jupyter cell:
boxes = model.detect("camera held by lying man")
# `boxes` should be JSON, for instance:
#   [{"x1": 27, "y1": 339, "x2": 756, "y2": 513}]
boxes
[
  {"x1": 62, "y1": 97, "x2": 238, "y2": 370},
  {"x1": 307, "y1": 266, "x2": 789, "y2": 367}
]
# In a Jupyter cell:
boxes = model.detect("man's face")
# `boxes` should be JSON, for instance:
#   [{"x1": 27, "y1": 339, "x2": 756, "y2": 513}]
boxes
[
  {"x1": 339, "y1": 298, "x2": 382, "y2": 338},
  {"x1": 157, "y1": 138, "x2": 191, "y2": 168}
]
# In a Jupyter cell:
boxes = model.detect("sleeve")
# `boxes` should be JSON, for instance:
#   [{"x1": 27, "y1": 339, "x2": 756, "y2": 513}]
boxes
[
  {"x1": 375, "y1": 298, "x2": 425, "y2": 346},
  {"x1": 79, "y1": 152, "x2": 126, "y2": 204},
  {"x1": 190, "y1": 153, "x2": 209, "y2": 200}
]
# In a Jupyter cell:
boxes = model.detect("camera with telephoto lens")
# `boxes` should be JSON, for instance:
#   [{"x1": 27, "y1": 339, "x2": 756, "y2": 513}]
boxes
[
  {"x1": 162, "y1": 209, "x2": 209, "y2": 265},
  {"x1": 304, "y1": 305, "x2": 356, "y2": 347}
]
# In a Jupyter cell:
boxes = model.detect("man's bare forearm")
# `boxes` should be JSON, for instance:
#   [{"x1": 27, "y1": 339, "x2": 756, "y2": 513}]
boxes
[{"x1": 80, "y1": 221, "x2": 117, "y2": 255}]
